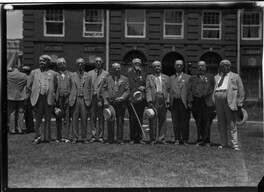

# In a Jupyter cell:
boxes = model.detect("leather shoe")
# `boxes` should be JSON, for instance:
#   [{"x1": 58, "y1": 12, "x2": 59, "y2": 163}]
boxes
[
  {"x1": 139, "y1": 140, "x2": 146, "y2": 145},
  {"x1": 129, "y1": 140, "x2": 135, "y2": 144},
  {"x1": 175, "y1": 140, "x2": 180, "y2": 145}
]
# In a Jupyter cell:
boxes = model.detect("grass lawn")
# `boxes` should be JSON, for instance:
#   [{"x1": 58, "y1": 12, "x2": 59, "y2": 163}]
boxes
[{"x1": 7, "y1": 115, "x2": 264, "y2": 188}]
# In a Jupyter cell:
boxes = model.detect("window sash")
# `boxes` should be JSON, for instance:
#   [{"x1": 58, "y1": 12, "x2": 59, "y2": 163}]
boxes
[
  {"x1": 44, "y1": 10, "x2": 64, "y2": 36},
  {"x1": 125, "y1": 10, "x2": 146, "y2": 38},
  {"x1": 202, "y1": 11, "x2": 221, "y2": 39},
  {"x1": 84, "y1": 10, "x2": 104, "y2": 37},
  {"x1": 164, "y1": 10, "x2": 184, "y2": 38},
  {"x1": 242, "y1": 12, "x2": 262, "y2": 40}
]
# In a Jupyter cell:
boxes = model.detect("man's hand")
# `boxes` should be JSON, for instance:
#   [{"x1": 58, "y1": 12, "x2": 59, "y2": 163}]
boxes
[
  {"x1": 188, "y1": 103, "x2": 192, "y2": 109},
  {"x1": 104, "y1": 101, "x2": 109, "y2": 107},
  {"x1": 98, "y1": 101, "x2": 102, "y2": 107},
  {"x1": 148, "y1": 101, "x2": 154, "y2": 108},
  {"x1": 138, "y1": 86, "x2": 145, "y2": 91},
  {"x1": 115, "y1": 97, "x2": 124, "y2": 103}
]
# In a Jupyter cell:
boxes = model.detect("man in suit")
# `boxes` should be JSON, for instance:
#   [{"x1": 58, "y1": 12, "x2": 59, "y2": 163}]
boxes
[
  {"x1": 169, "y1": 60, "x2": 191, "y2": 145},
  {"x1": 213, "y1": 59, "x2": 245, "y2": 151},
  {"x1": 126, "y1": 58, "x2": 147, "y2": 144},
  {"x1": 188, "y1": 60, "x2": 215, "y2": 147},
  {"x1": 87, "y1": 57, "x2": 109, "y2": 143},
  {"x1": 27, "y1": 55, "x2": 56, "y2": 144},
  {"x1": 54, "y1": 58, "x2": 72, "y2": 143},
  {"x1": 69, "y1": 58, "x2": 90, "y2": 144},
  {"x1": 8, "y1": 65, "x2": 28, "y2": 134},
  {"x1": 146, "y1": 61, "x2": 170, "y2": 145},
  {"x1": 21, "y1": 66, "x2": 35, "y2": 133},
  {"x1": 102, "y1": 63, "x2": 129, "y2": 144}
]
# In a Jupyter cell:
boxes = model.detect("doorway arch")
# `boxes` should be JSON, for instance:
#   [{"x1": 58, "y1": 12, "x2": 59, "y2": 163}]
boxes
[
  {"x1": 162, "y1": 52, "x2": 185, "y2": 77},
  {"x1": 200, "y1": 51, "x2": 222, "y2": 75}
]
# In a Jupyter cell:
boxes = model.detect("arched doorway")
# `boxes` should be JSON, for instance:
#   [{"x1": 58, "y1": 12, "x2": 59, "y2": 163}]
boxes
[
  {"x1": 200, "y1": 51, "x2": 222, "y2": 75},
  {"x1": 162, "y1": 52, "x2": 185, "y2": 77},
  {"x1": 123, "y1": 50, "x2": 148, "y2": 74}
]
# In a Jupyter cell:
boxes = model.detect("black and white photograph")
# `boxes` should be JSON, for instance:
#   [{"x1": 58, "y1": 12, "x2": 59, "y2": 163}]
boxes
[{"x1": 1, "y1": 0, "x2": 264, "y2": 191}]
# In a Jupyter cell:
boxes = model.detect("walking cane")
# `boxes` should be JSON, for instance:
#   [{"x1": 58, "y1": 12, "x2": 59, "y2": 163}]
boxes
[{"x1": 130, "y1": 102, "x2": 147, "y2": 141}]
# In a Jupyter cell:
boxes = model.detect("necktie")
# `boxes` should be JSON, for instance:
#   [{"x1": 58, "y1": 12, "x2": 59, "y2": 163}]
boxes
[
  {"x1": 218, "y1": 74, "x2": 225, "y2": 87},
  {"x1": 157, "y1": 76, "x2": 162, "y2": 92}
]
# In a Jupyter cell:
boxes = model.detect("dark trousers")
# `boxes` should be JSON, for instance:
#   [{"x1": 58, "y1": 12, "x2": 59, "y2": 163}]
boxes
[
  {"x1": 192, "y1": 97, "x2": 214, "y2": 144},
  {"x1": 8, "y1": 100, "x2": 25, "y2": 133},
  {"x1": 171, "y1": 98, "x2": 190, "y2": 142},
  {"x1": 56, "y1": 96, "x2": 70, "y2": 140},
  {"x1": 71, "y1": 96, "x2": 88, "y2": 141},
  {"x1": 107, "y1": 102, "x2": 126, "y2": 143},
  {"x1": 149, "y1": 94, "x2": 167, "y2": 142},
  {"x1": 24, "y1": 98, "x2": 34, "y2": 132},
  {"x1": 128, "y1": 101, "x2": 145, "y2": 142},
  {"x1": 90, "y1": 96, "x2": 104, "y2": 140},
  {"x1": 34, "y1": 94, "x2": 53, "y2": 141}
]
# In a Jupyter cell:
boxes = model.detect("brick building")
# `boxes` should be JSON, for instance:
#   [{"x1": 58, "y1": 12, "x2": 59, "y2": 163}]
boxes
[{"x1": 22, "y1": 3, "x2": 263, "y2": 101}]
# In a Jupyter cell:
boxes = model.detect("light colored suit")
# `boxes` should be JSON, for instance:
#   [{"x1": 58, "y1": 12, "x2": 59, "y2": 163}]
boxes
[
  {"x1": 213, "y1": 71, "x2": 245, "y2": 148},
  {"x1": 87, "y1": 69, "x2": 109, "y2": 141},
  {"x1": 146, "y1": 73, "x2": 170, "y2": 143},
  {"x1": 27, "y1": 68, "x2": 56, "y2": 141}
]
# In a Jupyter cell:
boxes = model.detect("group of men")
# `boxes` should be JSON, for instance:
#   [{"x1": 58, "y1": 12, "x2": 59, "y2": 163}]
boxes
[{"x1": 8, "y1": 54, "x2": 245, "y2": 151}]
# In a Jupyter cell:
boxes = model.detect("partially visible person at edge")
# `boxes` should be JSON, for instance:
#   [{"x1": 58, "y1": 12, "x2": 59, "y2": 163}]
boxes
[
  {"x1": 27, "y1": 55, "x2": 56, "y2": 144},
  {"x1": 21, "y1": 65, "x2": 35, "y2": 133},
  {"x1": 188, "y1": 60, "x2": 215, "y2": 147},
  {"x1": 125, "y1": 58, "x2": 147, "y2": 145},
  {"x1": 87, "y1": 57, "x2": 109, "y2": 143},
  {"x1": 8, "y1": 65, "x2": 28, "y2": 134},
  {"x1": 146, "y1": 61, "x2": 170, "y2": 145},
  {"x1": 212, "y1": 59, "x2": 245, "y2": 151},
  {"x1": 54, "y1": 58, "x2": 72, "y2": 143},
  {"x1": 69, "y1": 58, "x2": 90, "y2": 144},
  {"x1": 169, "y1": 60, "x2": 191, "y2": 145},
  {"x1": 102, "y1": 63, "x2": 129, "y2": 144}
]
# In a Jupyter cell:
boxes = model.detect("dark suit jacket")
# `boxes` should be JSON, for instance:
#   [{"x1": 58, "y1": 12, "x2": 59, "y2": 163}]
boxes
[
  {"x1": 69, "y1": 71, "x2": 89, "y2": 107},
  {"x1": 54, "y1": 70, "x2": 72, "y2": 102},
  {"x1": 27, "y1": 68, "x2": 56, "y2": 106},
  {"x1": 146, "y1": 73, "x2": 170, "y2": 105},
  {"x1": 188, "y1": 73, "x2": 215, "y2": 107},
  {"x1": 102, "y1": 75, "x2": 129, "y2": 103},
  {"x1": 87, "y1": 69, "x2": 109, "y2": 104},
  {"x1": 8, "y1": 69, "x2": 28, "y2": 101},
  {"x1": 169, "y1": 73, "x2": 191, "y2": 109}
]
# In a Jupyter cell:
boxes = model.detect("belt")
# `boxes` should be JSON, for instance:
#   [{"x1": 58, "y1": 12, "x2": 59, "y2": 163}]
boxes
[
  {"x1": 215, "y1": 89, "x2": 227, "y2": 93},
  {"x1": 77, "y1": 95, "x2": 83, "y2": 97}
]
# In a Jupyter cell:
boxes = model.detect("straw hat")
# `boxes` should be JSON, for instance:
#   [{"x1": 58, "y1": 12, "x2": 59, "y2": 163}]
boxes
[
  {"x1": 103, "y1": 105, "x2": 116, "y2": 122},
  {"x1": 236, "y1": 108, "x2": 248, "y2": 125},
  {"x1": 130, "y1": 88, "x2": 145, "y2": 103}
]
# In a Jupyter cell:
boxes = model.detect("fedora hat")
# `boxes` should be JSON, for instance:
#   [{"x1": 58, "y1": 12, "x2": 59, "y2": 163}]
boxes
[
  {"x1": 130, "y1": 88, "x2": 145, "y2": 103},
  {"x1": 236, "y1": 108, "x2": 248, "y2": 125},
  {"x1": 103, "y1": 105, "x2": 116, "y2": 122},
  {"x1": 145, "y1": 107, "x2": 157, "y2": 119}
]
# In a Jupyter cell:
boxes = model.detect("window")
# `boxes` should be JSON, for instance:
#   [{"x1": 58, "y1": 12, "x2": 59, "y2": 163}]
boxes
[
  {"x1": 202, "y1": 11, "x2": 221, "y2": 39},
  {"x1": 84, "y1": 10, "x2": 104, "y2": 37},
  {"x1": 164, "y1": 10, "x2": 184, "y2": 39},
  {"x1": 125, "y1": 10, "x2": 146, "y2": 38},
  {"x1": 44, "y1": 10, "x2": 64, "y2": 36},
  {"x1": 242, "y1": 11, "x2": 262, "y2": 40}
]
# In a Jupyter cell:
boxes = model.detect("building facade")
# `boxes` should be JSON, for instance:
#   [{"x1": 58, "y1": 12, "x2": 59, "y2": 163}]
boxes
[{"x1": 22, "y1": 5, "x2": 263, "y2": 101}]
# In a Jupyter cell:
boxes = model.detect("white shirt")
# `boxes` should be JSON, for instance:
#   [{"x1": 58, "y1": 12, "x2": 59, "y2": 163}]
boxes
[
  {"x1": 216, "y1": 72, "x2": 230, "y2": 90},
  {"x1": 176, "y1": 72, "x2": 183, "y2": 80},
  {"x1": 155, "y1": 75, "x2": 162, "y2": 92}
]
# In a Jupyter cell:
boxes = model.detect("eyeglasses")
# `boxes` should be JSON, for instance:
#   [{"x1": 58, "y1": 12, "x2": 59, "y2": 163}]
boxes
[
  {"x1": 96, "y1": 60, "x2": 102, "y2": 63},
  {"x1": 77, "y1": 62, "x2": 84, "y2": 64}
]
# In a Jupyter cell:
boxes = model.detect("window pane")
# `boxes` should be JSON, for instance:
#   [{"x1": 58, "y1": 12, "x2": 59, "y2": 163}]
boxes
[
  {"x1": 85, "y1": 10, "x2": 103, "y2": 22},
  {"x1": 243, "y1": 26, "x2": 260, "y2": 38},
  {"x1": 46, "y1": 23, "x2": 63, "y2": 34},
  {"x1": 127, "y1": 10, "x2": 144, "y2": 22},
  {"x1": 165, "y1": 25, "x2": 182, "y2": 36},
  {"x1": 203, "y1": 30, "x2": 219, "y2": 38},
  {"x1": 127, "y1": 24, "x2": 144, "y2": 36},
  {"x1": 85, "y1": 24, "x2": 102, "y2": 32},
  {"x1": 165, "y1": 11, "x2": 182, "y2": 23}
]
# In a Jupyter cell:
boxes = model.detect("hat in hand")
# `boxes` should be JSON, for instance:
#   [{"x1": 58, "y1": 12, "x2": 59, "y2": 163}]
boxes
[
  {"x1": 103, "y1": 105, "x2": 116, "y2": 122},
  {"x1": 53, "y1": 107, "x2": 62, "y2": 118},
  {"x1": 130, "y1": 88, "x2": 145, "y2": 103},
  {"x1": 236, "y1": 108, "x2": 248, "y2": 125},
  {"x1": 145, "y1": 107, "x2": 157, "y2": 119}
]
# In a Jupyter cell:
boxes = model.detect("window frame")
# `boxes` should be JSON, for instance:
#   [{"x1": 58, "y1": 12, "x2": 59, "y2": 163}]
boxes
[
  {"x1": 241, "y1": 11, "x2": 262, "y2": 40},
  {"x1": 44, "y1": 10, "x2": 65, "y2": 37},
  {"x1": 125, "y1": 10, "x2": 146, "y2": 38},
  {"x1": 163, "y1": 9, "x2": 184, "y2": 39},
  {"x1": 83, "y1": 9, "x2": 104, "y2": 38},
  {"x1": 201, "y1": 10, "x2": 221, "y2": 40}
]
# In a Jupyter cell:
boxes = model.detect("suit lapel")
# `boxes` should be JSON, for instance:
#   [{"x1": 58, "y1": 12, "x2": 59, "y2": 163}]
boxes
[
  {"x1": 227, "y1": 72, "x2": 233, "y2": 90},
  {"x1": 151, "y1": 75, "x2": 157, "y2": 89}
]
